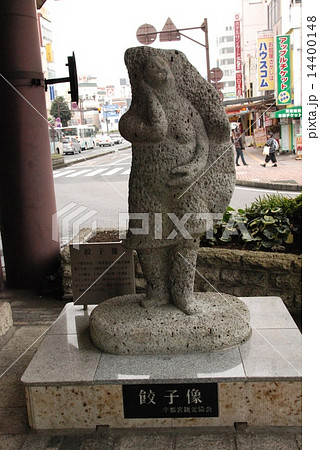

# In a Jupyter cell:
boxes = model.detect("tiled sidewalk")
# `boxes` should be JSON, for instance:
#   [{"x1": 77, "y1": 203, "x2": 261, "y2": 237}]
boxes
[{"x1": 235, "y1": 147, "x2": 302, "y2": 189}]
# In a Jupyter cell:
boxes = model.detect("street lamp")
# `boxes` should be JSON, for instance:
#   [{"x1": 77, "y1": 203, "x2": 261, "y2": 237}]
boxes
[{"x1": 136, "y1": 18, "x2": 211, "y2": 82}]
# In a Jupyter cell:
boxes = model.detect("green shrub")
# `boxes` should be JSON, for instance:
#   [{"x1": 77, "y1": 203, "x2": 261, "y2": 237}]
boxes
[{"x1": 201, "y1": 194, "x2": 302, "y2": 253}]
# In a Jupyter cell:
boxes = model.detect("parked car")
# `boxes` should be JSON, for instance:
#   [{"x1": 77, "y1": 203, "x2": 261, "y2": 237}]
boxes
[
  {"x1": 62, "y1": 137, "x2": 81, "y2": 155},
  {"x1": 96, "y1": 135, "x2": 114, "y2": 147},
  {"x1": 111, "y1": 135, "x2": 123, "y2": 144}
]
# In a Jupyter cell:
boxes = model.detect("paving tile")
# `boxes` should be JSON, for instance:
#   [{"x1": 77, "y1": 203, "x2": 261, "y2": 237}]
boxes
[
  {"x1": 21, "y1": 434, "x2": 64, "y2": 450},
  {"x1": 175, "y1": 433, "x2": 235, "y2": 449},
  {"x1": 114, "y1": 434, "x2": 174, "y2": 450},
  {"x1": 0, "y1": 434, "x2": 28, "y2": 450},
  {"x1": 0, "y1": 384, "x2": 26, "y2": 408},
  {"x1": 236, "y1": 430, "x2": 301, "y2": 449},
  {"x1": 60, "y1": 434, "x2": 114, "y2": 450},
  {"x1": 0, "y1": 407, "x2": 29, "y2": 435}
]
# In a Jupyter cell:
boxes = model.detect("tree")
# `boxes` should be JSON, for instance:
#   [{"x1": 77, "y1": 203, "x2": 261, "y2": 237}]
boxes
[{"x1": 50, "y1": 96, "x2": 71, "y2": 127}]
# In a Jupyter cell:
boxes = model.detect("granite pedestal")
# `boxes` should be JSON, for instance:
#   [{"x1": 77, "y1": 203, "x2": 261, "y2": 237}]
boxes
[{"x1": 21, "y1": 297, "x2": 301, "y2": 430}]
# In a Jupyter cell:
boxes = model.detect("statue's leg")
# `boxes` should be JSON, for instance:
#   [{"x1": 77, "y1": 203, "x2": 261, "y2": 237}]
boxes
[
  {"x1": 137, "y1": 248, "x2": 170, "y2": 307},
  {"x1": 169, "y1": 238, "x2": 200, "y2": 315}
]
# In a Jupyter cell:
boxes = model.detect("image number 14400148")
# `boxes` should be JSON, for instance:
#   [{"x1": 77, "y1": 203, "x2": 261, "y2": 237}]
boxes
[{"x1": 122, "y1": 383, "x2": 219, "y2": 418}]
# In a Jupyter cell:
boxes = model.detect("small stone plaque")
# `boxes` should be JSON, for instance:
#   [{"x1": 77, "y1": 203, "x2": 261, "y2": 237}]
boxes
[
  {"x1": 122, "y1": 383, "x2": 219, "y2": 418},
  {"x1": 70, "y1": 242, "x2": 135, "y2": 305}
]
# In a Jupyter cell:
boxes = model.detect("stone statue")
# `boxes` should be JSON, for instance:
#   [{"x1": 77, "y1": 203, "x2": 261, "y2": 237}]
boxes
[
  {"x1": 119, "y1": 46, "x2": 235, "y2": 315},
  {"x1": 89, "y1": 47, "x2": 251, "y2": 355}
]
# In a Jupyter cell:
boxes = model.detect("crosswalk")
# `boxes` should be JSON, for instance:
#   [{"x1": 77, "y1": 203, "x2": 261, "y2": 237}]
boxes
[{"x1": 53, "y1": 166, "x2": 130, "y2": 179}]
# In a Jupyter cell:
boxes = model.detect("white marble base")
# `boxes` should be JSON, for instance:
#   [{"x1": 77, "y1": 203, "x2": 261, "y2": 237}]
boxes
[{"x1": 22, "y1": 297, "x2": 302, "y2": 430}]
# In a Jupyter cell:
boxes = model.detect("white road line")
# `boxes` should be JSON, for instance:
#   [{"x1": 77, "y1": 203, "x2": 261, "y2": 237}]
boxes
[
  {"x1": 102, "y1": 167, "x2": 124, "y2": 175},
  {"x1": 66, "y1": 169, "x2": 93, "y2": 177},
  {"x1": 53, "y1": 170, "x2": 76, "y2": 178},
  {"x1": 121, "y1": 169, "x2": 131, "y2": 175},
  {"x1": 109, "y1": 155, "x2": 132, "y2": 165},
  {"x1": 84, "y1": 168, "x2": 110, "y2": 177}
]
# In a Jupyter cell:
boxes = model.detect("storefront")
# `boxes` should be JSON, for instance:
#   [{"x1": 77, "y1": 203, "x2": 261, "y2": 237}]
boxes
[{"x1": 269, "y1": 106, "x2": 302, "y2": 152}]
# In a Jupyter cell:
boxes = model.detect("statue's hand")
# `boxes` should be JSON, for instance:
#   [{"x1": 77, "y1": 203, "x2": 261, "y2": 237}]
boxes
[{"x1": 167, "y1": 164, "x2": 199, "y2": 187}]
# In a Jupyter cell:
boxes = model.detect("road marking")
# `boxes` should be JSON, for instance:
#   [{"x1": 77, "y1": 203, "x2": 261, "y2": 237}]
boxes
[
  {"x1": 121, "y1": 169, "x2": 131, "y2": 175},
  {"x1": 84, "y1": 168, "x2": 110, "y2": 177},
  {"x1": 102, "y1": 167, "x2": 124, "y2": 175},
  {"x1": 53, "y1": 169, "x2": 76, "y2": 178},
  {"x1": 65, "y1": 169, "x2": 92, "y2": 177},
  {"x1": 109, "y1": 155, "x2": 132, "y2": 165}
]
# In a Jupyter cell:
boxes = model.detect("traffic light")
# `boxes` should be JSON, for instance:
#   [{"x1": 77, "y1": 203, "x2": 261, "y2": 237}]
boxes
[{"x1": 67, "y1": 52, "x2": 79, "y2": 104}]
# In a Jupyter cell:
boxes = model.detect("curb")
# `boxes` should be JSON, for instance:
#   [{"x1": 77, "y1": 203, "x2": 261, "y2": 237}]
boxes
[
  {"x1": 52, "y1": 144, "x2": 132, "y2": 170},
  {"x1": 236, "y1": 179, "x2": 302, "y2": 192}
]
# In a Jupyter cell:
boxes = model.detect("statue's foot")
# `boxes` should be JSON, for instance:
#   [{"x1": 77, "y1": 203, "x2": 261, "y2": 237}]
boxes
[
  {"x1": 140, "y1": 296, "x2": 170, "y2": 309},
  {"x1": 175, "y1": 295, "x2": 201, "y2": 315}
]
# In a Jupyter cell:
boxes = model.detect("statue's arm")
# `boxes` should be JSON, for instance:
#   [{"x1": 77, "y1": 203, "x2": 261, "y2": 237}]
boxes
[{"x1": 168, "y1": 130, "x2": 209, "y2": 186}]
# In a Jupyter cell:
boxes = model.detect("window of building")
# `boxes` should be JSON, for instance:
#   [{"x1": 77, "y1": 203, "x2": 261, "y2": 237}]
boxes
[
  {"x1": 268, "y1": 0, "x2": 280, "y2": 28},
  {"x1": 220, "y1": 58, "x2": 234, "y2": 66},
  {"x1": 223, "y1": 69, "x2": 235, "y2": 77},
  {"x1": 220, "y1": 47, "x2": 234, "y2": 55},
  {"x1": 42, "y1": 26, "x2": 52, "y2": 42},
  {"x1": 219, "y1": 35, "x2": 234, "y2": 44},
  {"x1": 224, "y1": 81, "x2": 235, "y2": 88}
]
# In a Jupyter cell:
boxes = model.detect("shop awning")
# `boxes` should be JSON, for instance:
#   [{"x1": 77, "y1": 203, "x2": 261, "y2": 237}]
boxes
[{"x1": 270, "y1": 106, "x2": 302, "y2": 118}]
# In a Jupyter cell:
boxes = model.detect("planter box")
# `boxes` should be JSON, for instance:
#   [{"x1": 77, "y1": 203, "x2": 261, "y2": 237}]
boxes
[{"x1": 52, "y1": 155, "x2": 65, "y2": 169}]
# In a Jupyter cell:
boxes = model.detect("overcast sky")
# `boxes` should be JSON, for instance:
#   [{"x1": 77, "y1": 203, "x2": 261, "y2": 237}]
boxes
[{"x1": 46, "y1": 0, "x2": 241, "y2": 87}]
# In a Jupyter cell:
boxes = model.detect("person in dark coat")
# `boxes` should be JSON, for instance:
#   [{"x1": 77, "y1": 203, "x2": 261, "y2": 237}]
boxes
[
  {"x1": 234, "y1": 128, "x2": 248, "y2": 166},
  {"x1": 261, "y1": 132, "x2": 278, "y2": 167}
]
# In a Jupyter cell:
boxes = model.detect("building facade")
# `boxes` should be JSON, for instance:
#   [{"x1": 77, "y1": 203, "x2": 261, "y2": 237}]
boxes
[{"x1": 216, "y1": 26, "x2": 236, "y2": 99}]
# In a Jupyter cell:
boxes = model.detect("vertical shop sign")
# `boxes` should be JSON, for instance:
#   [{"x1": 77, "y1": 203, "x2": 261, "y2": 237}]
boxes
[
  {"x1": 45, "y1": 43, "x2": 54, "y2": 63},
  {"x1": 257, "y1": 31, "x2": 274, "y2": 90},
  {"x1": 234, "y1": 14, "x2": 243, "y2": 97},
  {"x1": 236, "y1": 72, "x2": 243, "y2": 97},
  {"x1": 234, "y1": 15, "x2": 241, "y2": 71},
  {"x1": 276, "y1": 35, "x2": 291, "y2": 105}
]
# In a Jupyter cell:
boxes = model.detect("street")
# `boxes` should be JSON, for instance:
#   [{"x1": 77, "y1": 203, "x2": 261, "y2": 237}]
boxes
[{"x1": 54, "y1": 147, "x2": 300, "y2": 245}]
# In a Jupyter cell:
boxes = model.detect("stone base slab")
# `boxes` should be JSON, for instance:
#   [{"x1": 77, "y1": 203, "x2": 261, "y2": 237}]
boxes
[
  {"x1": 25, "y1": 381, "x2": 301, "y2": 430},
  {"x1": 89, "y1": 293, "x2": 252, "y2": 354},
  {"x1": 21, "y1": 297, "x2": 302, "y2": 430}
]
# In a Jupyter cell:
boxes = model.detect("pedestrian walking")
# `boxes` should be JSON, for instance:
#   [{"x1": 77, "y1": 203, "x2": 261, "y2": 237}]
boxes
[
  {"x1": 261, "y1": 132, "x2": 278, "y2": 167},
  {"x1": 234, "y1": 128, "x2": 248, "y2": 166}
]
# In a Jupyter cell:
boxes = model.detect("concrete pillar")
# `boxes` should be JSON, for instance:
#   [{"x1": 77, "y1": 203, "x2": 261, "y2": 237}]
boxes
[{"x1": 0, "y1": 0, "x2": 60, "y2": 288}]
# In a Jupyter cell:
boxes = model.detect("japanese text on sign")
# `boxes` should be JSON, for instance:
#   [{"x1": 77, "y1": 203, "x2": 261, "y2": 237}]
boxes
[
  {"x1": 258, "y1": 31, "x2": 274, "y2": 90},
  {"x1": 276, "y1": 35, "x2": 291, "y2": 105},
  {"x1": 123, "y1": 383, "x2": 219, "y2": 418}
]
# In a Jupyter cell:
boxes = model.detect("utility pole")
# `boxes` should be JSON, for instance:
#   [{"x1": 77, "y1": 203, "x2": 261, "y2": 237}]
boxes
[{"x1": 0, "y1": 0, "x2": 60, "y2": 288}]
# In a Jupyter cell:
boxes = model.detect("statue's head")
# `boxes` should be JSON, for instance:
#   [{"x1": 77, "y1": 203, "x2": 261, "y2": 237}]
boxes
[{"x1": 124, "y1": 47, "x2": 176, "y2": 90}]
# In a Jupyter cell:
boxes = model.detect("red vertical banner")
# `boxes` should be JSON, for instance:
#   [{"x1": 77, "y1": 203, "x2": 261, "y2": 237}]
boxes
[
  {"x1": 236, "y1": 72, "x2": 243, "y2": 97},
  {"x1": 234, "y1": 14, "x2": 243, "y2": 97},
  {"x1": 234, "y1": 15, "x2": 242, "y2": 72}
]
